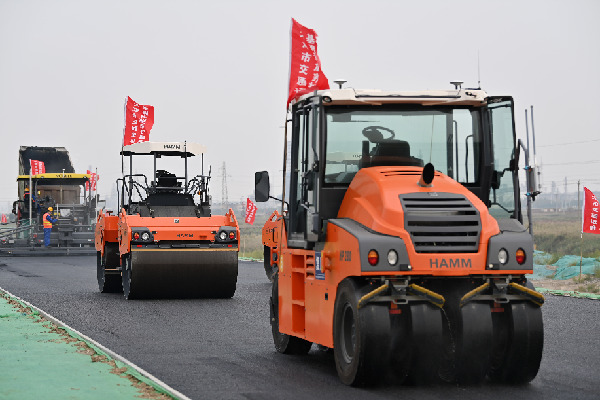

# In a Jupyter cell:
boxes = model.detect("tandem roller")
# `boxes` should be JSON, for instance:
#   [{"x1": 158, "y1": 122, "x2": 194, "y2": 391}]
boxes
[{"x1": 95, "y1": 141, "x2": 240, "y2": 300}]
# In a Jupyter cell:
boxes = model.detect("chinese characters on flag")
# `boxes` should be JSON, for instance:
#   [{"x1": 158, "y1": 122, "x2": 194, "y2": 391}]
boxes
[
  {"x1": 245, "y1": 198, "x2": 258, "y2": 225},
  {"x1": 287, "y1": 18, "x2": 329, "y2": 107},
  {"x1": 582, "y1": 187, "x2": 600, "y2": 234},
  {"x1": 86, "y1": 170, "x2": 99, "y2": 192},
  {"x1": 123, "y1": 96, "x2": 154, "y2": 146},
  {"x1": 30, "y1": 159, "x2": 46, "y2": 175}
]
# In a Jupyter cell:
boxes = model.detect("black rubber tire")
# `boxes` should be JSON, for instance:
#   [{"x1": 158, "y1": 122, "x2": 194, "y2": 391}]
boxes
[
  {"x1": 122, "y1": 254, "x2": 136, "y2": 300},
  {"x1": 333, "y1": 279, "x2": 391, "y2": 386},
  {"x1": 270, "y1": 273, "x2": 312, "y2": 354},
  {"x1": 489, "y1": 300, "x2": 543, "y2": 384},
  {"x1": 407, "y1": 302, "x2": 443, "y2": 385},
  {"x1": 96, "y1": 248, "x2": 122, "y2": 293},
  {"x1": 264, "y1": 246, "x2": 277, "y2": 282},
  {"x1": 389, "y1": 305, "x2": 411, "y2": 384},
  {"x1": 440, "y1": 299, "x2": 493, "y2": 385}
]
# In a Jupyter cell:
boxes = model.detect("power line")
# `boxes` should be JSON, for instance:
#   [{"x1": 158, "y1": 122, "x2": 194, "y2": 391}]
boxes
[
  {"x1": 537, "y1": 138, "x2": 600, "y2": 148},
  {"x1": 542, "y1": 159, "x2": 600, "y2": 166}
]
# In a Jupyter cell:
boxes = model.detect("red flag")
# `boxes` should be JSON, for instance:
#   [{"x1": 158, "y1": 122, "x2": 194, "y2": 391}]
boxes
[
  {"x1": 245, "y1": 198, "x2": 258, "y2": 225},
  {"x1": 123, "y1": 96, "x2": 154, "y2": 146},
  {"x1": 287, "y1": 19, "x2": 329, "y2": 107},
  {"x1": 582, "y1": 187, "x2": 600, "y2": 234},
  {"x1": 86, "y1": 170, "x2": 98, "y2": 192},
  {"x1": 30, "y1": 159, "x2": 46, "y2": 175},
  {"x1": 91, "y1": 173, "x2": 98, "y2": 191}
]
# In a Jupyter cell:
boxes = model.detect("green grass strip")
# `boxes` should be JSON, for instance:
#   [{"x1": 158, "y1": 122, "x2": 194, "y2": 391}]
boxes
[
  {"x1": 0, "y1": 288, "x2": 188, "y2": 400},
  {"x1": 537, "y1": 287, "x2": 600, "y2": 300}
]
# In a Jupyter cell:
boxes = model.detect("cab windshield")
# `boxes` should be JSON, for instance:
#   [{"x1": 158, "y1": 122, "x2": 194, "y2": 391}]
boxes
[{"x1": 324, "y1": 106, "x2": 482, "y2": 185}]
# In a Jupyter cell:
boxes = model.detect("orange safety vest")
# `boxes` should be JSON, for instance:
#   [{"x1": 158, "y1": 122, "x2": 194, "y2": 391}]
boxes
[{"x1": 42, "y1": 212, "x2": 53, "y2": 228}]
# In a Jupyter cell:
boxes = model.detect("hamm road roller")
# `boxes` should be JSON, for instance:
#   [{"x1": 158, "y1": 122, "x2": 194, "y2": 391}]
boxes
[
  {"x1": 256, "y1": 85, "x2": 544, "y2": 386},
  {"x1": 96, "y1": 141, "x2": 239, "y2": 299}
]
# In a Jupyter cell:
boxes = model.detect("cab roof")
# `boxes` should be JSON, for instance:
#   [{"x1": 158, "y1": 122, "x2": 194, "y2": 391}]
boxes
[
  {"x1": 17, "y1": 173, "x2": 91, "y2": 186},
  {"x1": 121, "y1": 142, "x2": 206, "y2": 157},
  {"x1": 293, "y1": 88, "x2": 489, "y2": 107}
]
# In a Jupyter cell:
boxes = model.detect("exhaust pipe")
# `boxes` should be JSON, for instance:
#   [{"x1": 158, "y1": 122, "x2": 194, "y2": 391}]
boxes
[{"x1": 418, "y1": 163, "x2": 435, "y2": 187}]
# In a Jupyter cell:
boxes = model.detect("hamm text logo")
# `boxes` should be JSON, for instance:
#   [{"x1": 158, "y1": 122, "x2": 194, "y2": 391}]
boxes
[
  {"x1": 164, "y1": 144, "x2": 181, "y2": 149},
  {"x1": 430, "y1": 258, "x2": 472, "y2": 269}
]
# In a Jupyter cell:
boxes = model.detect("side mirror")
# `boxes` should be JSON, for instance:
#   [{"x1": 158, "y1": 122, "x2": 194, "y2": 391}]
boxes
[
  {"x1": 491, "y1": 170, "x2": 501, "y2": 190},
  {"x1": 255, "y1": 171, "x2": 270, "y2": 202}
]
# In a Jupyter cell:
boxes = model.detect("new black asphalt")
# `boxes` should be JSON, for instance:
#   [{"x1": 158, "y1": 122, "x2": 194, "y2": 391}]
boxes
[{"x1": 0, "y1": 256, "x2": 598, "y2": 399}]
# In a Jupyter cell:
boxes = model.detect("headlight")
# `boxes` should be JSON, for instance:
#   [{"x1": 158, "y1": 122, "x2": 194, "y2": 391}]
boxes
[
  {"x1": 498, "y1": 248, "x2": 508, "y2": 265},
  {"x1": 219, "y1": 231, "x2": 227, "y2": 241},
  {"x1": 387, "y1": 250, "x2": 398, "y2": 266},
  {"x1": 141, "y1": 232, "x2": 150, "y2": 241}
]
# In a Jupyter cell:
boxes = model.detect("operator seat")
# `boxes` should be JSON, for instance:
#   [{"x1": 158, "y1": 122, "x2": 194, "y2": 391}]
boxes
[{"x1": 369, "y1": 140, "x2": 423, "y2": 167}]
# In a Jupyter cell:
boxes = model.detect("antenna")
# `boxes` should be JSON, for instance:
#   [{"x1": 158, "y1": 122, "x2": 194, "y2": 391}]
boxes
[
  {"x1": 477, "y1": 50, "x2": 481, "y2": 89},
  {"x1": 333, "y1": 79, "x2": 347, "y2": 89},
  {"x1": 450, "y1": 81, "x2": 463, "y2": 90}
]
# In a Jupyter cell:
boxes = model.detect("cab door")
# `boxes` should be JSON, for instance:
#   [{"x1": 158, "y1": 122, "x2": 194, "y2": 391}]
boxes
[
  {"x1": 486, "y1": 97, "x2": 521, "y2": 221},
  {"x1": 288, "y1": 99, "x2": 321, "y2": 248}
]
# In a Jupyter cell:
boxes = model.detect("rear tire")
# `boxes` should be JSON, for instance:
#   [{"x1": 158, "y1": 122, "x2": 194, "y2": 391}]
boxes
[
  {"x1": 122, "y1": 254, "x2": 136, "y2": 300},
  {"x1": 333, "y1": 279, "x2": 391, "y2": 386},
  {"x1": 270, "y1": 273, "x2": 312, "y2": 354},
  {"x1": 264, "y1": 246, "x2": 277, "y2": 282},
  {"x1": 97, "y1": 247, "x2": 122, "y2": 293}
]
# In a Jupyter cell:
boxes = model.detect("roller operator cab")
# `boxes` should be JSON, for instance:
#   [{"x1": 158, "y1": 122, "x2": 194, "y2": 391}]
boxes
[
  {"x1": 95, "y1": 141, "x2": 239, "y2": 299},
  {"x1": 256, "y1": 88, "x2": 544, "y2": 386}
]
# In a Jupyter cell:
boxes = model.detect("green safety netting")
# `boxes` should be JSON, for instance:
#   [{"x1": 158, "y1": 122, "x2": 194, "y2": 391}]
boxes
[{"x1": 530, "y1": 250, "x2": 600, "y2": 280}]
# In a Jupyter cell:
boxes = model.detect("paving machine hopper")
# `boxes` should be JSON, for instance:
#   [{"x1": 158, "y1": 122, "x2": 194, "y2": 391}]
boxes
[
  {"x1": 95, "y1": 141, "x2": 239, "y2": 299},
  {"x1": 257, "y1": 86, "x2": 544, "y2": 386}
]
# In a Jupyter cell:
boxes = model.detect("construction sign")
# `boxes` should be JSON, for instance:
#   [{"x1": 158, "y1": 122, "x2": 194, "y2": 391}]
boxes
[
  {"x1": 287, "y1": 18, "x2": 329, "y2": 107},
  {"x1": 123, "y1": 96, "x2": 154, "y2": 146},
  {"x1": 29, "y1": 159, "x2": 46, "y2": 175},
  {"x1": 582, "y1": 187, "x2": 599, "y2": 234},
  {"x1": 245, "y1": 198, "x2": 258, "y2": 225}
]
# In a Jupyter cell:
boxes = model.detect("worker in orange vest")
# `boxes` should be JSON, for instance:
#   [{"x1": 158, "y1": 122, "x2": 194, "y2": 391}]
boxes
[{"x1": 42, "y1": 207, "x2": 58, "y2": 247}]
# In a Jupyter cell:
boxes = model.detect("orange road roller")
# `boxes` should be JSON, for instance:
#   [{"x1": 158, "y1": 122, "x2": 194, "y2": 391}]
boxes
[
  {"x1": 257, "y1": 86, "x2": 544, "y2": 386},
  {"x1": 96, "y1": 141, "x2": 239, "y2": 299}
]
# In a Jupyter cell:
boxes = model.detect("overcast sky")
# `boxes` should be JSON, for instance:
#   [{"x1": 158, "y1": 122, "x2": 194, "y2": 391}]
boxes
[{"x1": 1, "y1": 0, "x2": 599, "y2": 212}]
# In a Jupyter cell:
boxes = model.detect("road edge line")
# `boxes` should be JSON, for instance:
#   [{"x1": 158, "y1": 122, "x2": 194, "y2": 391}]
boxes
[{"x1": 0, "y1": 286, "x2": 192, "y2": 400}]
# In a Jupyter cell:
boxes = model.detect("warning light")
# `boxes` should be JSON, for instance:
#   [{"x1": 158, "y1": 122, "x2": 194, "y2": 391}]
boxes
[{"x1": 368, "y1": 250, "x2": 379, "y2": 266}]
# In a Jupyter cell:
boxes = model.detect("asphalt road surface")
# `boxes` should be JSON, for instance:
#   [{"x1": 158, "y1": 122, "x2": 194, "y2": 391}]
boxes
[{"x1": 0, "y1": 255, "x2": 598, "y2": 400}]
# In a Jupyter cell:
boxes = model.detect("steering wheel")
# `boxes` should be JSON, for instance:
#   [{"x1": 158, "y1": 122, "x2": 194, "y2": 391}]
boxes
[{"x1": 362, "y1": 126, "x2": 395, "y2": 142}]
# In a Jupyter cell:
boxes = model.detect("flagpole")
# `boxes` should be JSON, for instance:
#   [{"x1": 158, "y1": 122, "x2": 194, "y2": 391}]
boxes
[
  {"x1": 580, "y1": 185, "x2": 584, "y2": 281},
  {"x1": 28, "y1": 172, "x2": 32, "y2": 236},
  {"x1": 281, "y1": 114, "x2": 288, "y2": 216}
]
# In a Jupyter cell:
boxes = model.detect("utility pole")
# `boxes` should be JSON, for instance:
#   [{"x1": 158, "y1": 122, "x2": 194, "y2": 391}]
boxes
[
  {"x1": 564, "y1": 177, "x2": 567, "y2": 211},
  {"x1": 220, "y1": 162, "x2": 229, "y2": 209},
  {"x1": 578, "y1": 180, "x2": 581, "y2": 213}
]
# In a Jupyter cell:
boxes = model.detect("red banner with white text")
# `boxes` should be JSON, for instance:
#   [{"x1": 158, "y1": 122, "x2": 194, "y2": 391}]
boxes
[
  {"x1": 86, "y1": 170, "x2": 98, "y2": 192},
  {"x1": 123, "y1": 96, "x2": 154, "y2": 146},
  {"x1": 30, "y1": 159, "x2": 46, "y2": 175},
  {"x1": 245, "y1": 198, "x2": 258, "y2": 225},
  {"x1": 287, "y1": 19, "x2": 329, "y2": 107},
  {"x1": 582, "y1": 187, "x2": 600, "y2": 234}
]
